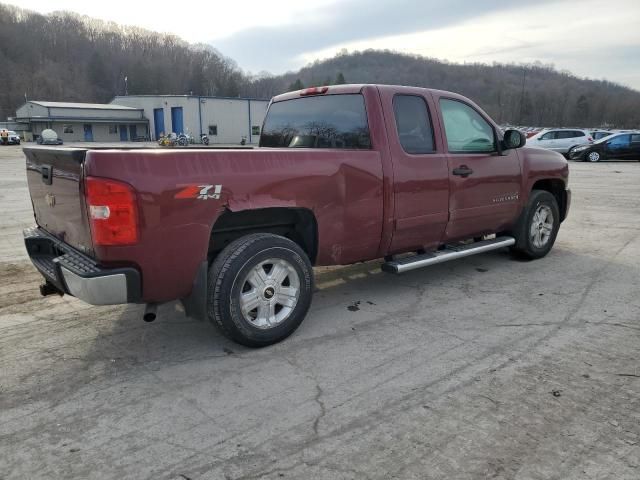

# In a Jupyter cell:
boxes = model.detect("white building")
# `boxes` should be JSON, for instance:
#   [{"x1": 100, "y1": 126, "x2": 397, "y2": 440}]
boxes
[
  {"x1": 14, "y1": 101, "x2": 149, "y2": 142},
  {"x1": 111, "y1": 95, "x2": 270, "y2": 144}
]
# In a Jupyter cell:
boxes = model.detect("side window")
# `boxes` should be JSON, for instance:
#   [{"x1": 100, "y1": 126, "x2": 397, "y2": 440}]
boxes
[
  {"x1": 608, "y1": 135, "x2": 631, "y2": 148},
  {"x1": 540, "y1": 131, "x2": 556, "y2": 140},
  {"x1": 572, "y1": 131, "x2": 585, "y2": 138},
  {"x1": 393, "y1": 95, "x2": 435, "y2": 154},
  {"x1": 440, "y1": 99, "x2": 495, "y2": 153},
  {"x1": 556, "y1": 131, "x2": 574, "y2": 139},
  {"x1": 630, "y1": 134, "x2": 640, "y2": 143}
]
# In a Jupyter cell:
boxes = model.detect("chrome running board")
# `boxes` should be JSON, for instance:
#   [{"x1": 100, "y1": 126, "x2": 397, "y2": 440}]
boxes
[{"x1": 381, "y1": 236, "x2": 516, "y2": 274}]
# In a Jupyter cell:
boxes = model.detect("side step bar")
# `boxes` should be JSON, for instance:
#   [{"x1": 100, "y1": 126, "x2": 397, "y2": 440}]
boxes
[{"x1": 382, "y1": 236, "x2": 516, "y2": 274}]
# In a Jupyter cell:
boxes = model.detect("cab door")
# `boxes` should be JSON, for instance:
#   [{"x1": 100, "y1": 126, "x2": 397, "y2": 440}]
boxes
[
  {"x1": 435, "y1": 95, "x2": 522, "y2": 241},
  {"x1": 535, "y1": 130, "x2": 557, "y2": 151},
  {"x1": 378, "y1": 88, "x2": 449, "y2": 253},
  {"x1": 605, "y1": 134, "x2": 632, "y2": 159}
]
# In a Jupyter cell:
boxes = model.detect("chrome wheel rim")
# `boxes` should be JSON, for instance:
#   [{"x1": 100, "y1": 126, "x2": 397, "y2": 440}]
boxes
[
  {"x1": 530, "y1": 205, "x2": 554, "y2": 249},
  {"x1": 588, "y1": 151, "x2": 600, "y2": 162},
  {"x1": 238, "y1": 258, "x2": 300, "y2": 329}
]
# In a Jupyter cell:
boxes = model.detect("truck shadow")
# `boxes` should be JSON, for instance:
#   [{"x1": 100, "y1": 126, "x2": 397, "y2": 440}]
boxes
[{"x1": 84, "y1": 243, "x2": 638, "y2": 368}]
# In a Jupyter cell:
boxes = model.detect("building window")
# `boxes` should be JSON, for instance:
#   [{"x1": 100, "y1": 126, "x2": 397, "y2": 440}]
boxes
[
  {"x1": 209, "y1": 125, "x2": 218, "y2": 136},
  {"x1": 109, "y1": 125, "x2": 118, "y2": 134},
  {"x1": 252, "y1": 125, "x2": 261, "y2": 136},
  {"x1": 63, "y1": 125, "x2": 74, "y2": 134}
]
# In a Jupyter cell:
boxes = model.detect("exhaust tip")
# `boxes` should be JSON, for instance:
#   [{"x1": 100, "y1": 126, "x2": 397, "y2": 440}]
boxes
[{"x1": 143, "y1": 303, "x2": 158, "y2": 322}]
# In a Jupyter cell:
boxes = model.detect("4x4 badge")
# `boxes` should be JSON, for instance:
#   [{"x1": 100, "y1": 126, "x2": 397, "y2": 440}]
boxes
[{"x1": 175, "y1": 184, "x2": 222, "y2": 200}]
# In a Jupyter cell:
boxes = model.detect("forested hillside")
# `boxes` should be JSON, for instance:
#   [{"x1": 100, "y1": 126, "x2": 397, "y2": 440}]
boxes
[
  {"x1": 253, "y1": 50, "x2": 640, "y2": 128},
  {"x1": 1, "y1": 3, "x2": 639, "y2": 128},
  {"x1": 0, "y1": 3, "x2": 243, "y2": 119}
]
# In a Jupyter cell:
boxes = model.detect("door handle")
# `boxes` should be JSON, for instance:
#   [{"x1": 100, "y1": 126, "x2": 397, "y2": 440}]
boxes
[
  {"x1": 452, "y1": 166, "x2": 473, "y2": 177},
  {"x1": 41, "y1": 165, "x2": 53, "y2": 185}
]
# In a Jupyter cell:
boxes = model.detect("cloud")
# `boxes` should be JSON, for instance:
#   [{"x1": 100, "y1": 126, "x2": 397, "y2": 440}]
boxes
[{"x1": 213, "y1": 0, "x2": 566, "y2": 73}]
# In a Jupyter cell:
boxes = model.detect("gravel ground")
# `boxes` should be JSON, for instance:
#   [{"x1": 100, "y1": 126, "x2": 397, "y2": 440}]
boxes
[{"x1": 1, "y1": 144, "x2": 639, "y2": 480}]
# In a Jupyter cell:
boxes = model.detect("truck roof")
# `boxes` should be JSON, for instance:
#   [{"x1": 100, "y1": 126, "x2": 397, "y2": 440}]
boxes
[{"x1": 272, "y1": 84, "x2": 464, "y2": 103}]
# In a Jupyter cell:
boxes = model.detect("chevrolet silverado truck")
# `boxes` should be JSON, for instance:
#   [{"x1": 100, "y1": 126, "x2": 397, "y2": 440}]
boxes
[{"x1": 23, "y1": 84, "x2": 570, "y2": 347}]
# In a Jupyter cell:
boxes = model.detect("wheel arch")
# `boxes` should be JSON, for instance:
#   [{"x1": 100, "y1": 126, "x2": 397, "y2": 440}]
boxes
[
  {"x1": 208, "y1": 207, "x2": 319, "y2": 265},
  {"x1": 531, "y1": 179, "x2": 568, "y2": 222}
]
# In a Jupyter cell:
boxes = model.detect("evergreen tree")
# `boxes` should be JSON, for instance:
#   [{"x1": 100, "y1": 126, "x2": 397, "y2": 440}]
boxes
[{"x1": 288, "y1": 78, "x2": 304, "y2": 91}]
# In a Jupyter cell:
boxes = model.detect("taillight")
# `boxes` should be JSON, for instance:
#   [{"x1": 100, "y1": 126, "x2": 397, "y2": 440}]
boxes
[
  {"x1": 587, "y1": 137, "x2": 593, "y2": 142},
  {"x1": 85, "y1": 176, "x2": 138, "y2": 246},
  {"x1": 300, "y1": 86, "x2": 329, "y2": 96}
]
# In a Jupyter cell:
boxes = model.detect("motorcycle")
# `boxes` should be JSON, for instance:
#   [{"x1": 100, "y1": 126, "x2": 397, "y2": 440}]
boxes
[
  {"x1": 177, "y1": 133, "x2": 190, "y2": 147},
  {"x1": 158, "y1": 132, "x2": 177, "y2": 147}
]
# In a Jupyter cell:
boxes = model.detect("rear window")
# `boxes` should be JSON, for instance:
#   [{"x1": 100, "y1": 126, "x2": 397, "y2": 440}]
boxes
[
  {"x1": 260, "y1": 94, "x2": 371, "y2": 149},
  {"x1": 393, "y1": 95, "x2": 435, "y2": 154}
]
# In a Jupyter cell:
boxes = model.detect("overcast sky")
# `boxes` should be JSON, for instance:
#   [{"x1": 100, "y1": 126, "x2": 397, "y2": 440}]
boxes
[{"x1": 6, "y1": 0, "x2": 640, "y2": 89}]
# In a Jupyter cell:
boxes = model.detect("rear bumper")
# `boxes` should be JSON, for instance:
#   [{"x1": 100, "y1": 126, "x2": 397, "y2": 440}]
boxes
[{"x1": 23, "y1": 227, "x2": 141, "y2": 305}]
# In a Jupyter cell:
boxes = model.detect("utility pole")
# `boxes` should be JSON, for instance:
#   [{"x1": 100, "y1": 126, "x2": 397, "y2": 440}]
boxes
[{"x1": 518, "y1": 67, "x2": 526, "y2": 125}]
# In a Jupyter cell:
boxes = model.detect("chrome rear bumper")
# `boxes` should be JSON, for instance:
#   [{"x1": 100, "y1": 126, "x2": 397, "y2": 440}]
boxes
[{"x1": 23, "y1": 227, "x2": 141, "y2": 305}]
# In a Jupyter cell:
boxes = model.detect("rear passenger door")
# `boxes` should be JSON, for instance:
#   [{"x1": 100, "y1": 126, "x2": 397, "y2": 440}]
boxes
[
  {"x1": 605, "y1": 134, "x2": 632, "y2": 159},
  {"x1": 437, "y1": 97, "x2": 522, "y2": 241},
  {"x1": 379, "y1": 89, "x2": 450, "y2": 253},
  {"x1": 556, "y1": 130, "x2": 586, "y2": 153}
]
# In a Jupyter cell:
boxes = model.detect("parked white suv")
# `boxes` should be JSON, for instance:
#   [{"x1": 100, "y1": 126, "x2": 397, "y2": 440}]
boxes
[{"x1": 528, "y1": 129, "x2": 594, "y2": 156}]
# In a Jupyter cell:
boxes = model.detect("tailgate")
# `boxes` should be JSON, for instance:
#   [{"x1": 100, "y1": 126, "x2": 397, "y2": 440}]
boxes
[{"x1": 24, "y1": 147, "x2": 94, "y2": 256}]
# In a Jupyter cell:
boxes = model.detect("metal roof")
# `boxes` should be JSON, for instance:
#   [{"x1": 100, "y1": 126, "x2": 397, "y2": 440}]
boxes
[
  {"x1": 111, "y1": 94, "x2": 270, "y2": 102},
  {"x1": 28, "y1": 101, "x2": 141, "y2": 110}
]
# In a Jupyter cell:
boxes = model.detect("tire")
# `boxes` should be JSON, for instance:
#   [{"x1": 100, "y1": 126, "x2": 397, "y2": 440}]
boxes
[
  {"x1": 208, "y1": 233, "x2": 314, "y2": 347},
  {"x1": 510, "y1": 190, "x2": 560, "y2": 259},
  {"x1": 587, "y1": 150, "x2": 601, "y2": 162}
]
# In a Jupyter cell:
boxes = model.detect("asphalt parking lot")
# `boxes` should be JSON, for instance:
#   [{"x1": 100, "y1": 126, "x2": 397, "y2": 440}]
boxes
[{"x1": 1, "y1": 144, "x2": 639, "y2": 479}]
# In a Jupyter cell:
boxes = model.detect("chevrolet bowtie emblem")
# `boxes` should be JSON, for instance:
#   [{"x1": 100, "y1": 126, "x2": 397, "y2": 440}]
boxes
[{"x1": 45, "y1": 193, "x2": 56, "y2": 207}]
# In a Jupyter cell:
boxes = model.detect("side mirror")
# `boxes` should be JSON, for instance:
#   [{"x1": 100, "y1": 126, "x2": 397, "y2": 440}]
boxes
[{"x1": 503, "y1": 129, "x2": 526, "y2": 150}]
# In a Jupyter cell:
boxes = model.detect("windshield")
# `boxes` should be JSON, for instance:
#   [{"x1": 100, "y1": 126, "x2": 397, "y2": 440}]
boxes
[
  {"x1": 260, "y1": 94, "x2": 371, "y2": 149},
  {"x1": 594, "y1": 133, "x2": 621, "y2": 144}
]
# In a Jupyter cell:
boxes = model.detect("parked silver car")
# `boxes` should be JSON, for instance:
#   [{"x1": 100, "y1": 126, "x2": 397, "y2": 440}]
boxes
[{"x1": 528, "y1": 128, "x2": 595, "y2": 156}]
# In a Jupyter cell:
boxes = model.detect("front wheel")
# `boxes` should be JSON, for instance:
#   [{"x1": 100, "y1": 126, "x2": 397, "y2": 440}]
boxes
[
  {"x1": 587, "y1": 150, "x2": 601, "y2": 162},
  {"x1": 510, "y1": 190, "x2": 560, "y2": 259},
  {"x1": 208, "y1": 233, "x2": 314, "y2": 347}
]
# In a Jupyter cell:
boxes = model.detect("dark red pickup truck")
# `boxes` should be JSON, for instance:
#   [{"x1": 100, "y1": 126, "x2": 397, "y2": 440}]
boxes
[{"x1": 23, "y1": 84, "x2": 570, "y2": 346}]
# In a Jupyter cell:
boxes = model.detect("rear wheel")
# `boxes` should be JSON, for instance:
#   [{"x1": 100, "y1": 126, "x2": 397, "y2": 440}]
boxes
[
  {"x1": 510, "y1": 190, "x2": 560, "y2": 259},
  {"x1": 208, "y1": 233, "x2": 314, "y2": 347}
]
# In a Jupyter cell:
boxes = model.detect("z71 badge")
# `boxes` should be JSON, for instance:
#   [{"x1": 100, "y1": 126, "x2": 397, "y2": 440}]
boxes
[{"x1": 175, "y1": 184, "x2": 222, "y2": 200}]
